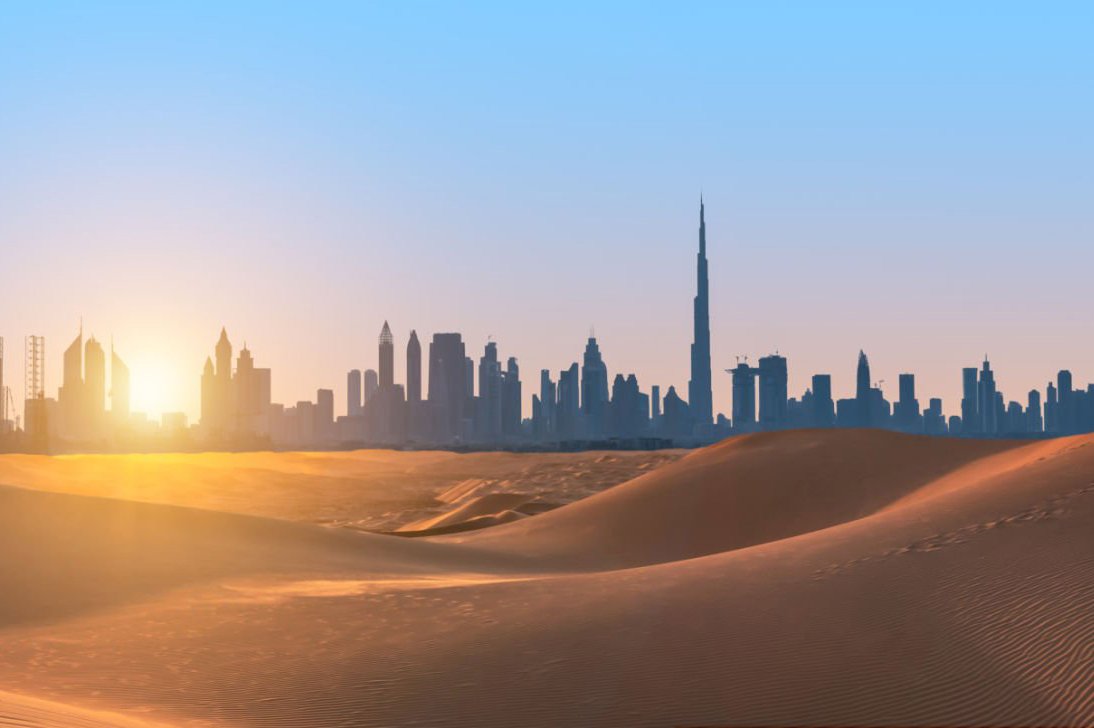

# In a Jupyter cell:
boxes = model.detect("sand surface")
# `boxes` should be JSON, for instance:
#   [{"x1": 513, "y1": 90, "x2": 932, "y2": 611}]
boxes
[{"x1": 0, "y1": 430, "x2": 1091, "y2": 727}]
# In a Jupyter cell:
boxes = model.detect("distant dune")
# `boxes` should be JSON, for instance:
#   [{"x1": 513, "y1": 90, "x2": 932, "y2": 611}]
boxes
[
  {"x1": 0, "y1": 448, "x2": 680, "y2": 532},
  {"x1": 0, "y1": 430, "x2": 1090, "y2": 727}
]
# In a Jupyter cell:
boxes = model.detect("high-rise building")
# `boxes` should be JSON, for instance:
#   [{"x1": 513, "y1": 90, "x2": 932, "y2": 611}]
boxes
[
  {"x1": 581, "y1": 336, "x2": 609, "y2": 436},
  {"x1": 406, "y1": 330, "x2": 422, "y2": 403},
  {"x1": 215, "y1": 327, "x2": 232, "y2": 381},
  {"x1": 235, "y1": 343, "x2": 266, "y2": 433},
  {"x1": 23, "y1": 335, "x2": 47, "y2": 449},
  {"x1": 364, "y1": 369, "x2": 379, "y2": 403},
  {"x1": 213, "y1": 327, "x2": 234, "y2": 431},
  {"x1": 730, "y1": 362, "x2": 757, "y2": 429},
  {"x1": 1027, "y1": 389, "x2": 1043, "y2": 433},
  {"x1": 811, "y1": 373, "x2": 835, "y2": 427},
  {"x1": 688, "y1": 198, "x2": 713, "y2": 429},
  {"x1": 347, "y1": 369, "x2": 362, "y2": 417},
  {"x1": 651, "y1": 385, "x2": 661, "y2": 422},
  {"x1": 539, "y1": 370, "x2": 556, "y2": 437},
  {"x1": 501, "y1": 356, "x2": 521, "y2": 438},
  {"x1": 379, "y1": 322, "x2": 394, "y2": 389},
  {"x1": 978, "y1": 358, "x2": 997, "y2": 434},
  {"x1": 1057, "y1": 370, "x2": 1074, "y2": 434},
  {"x1": 557, "y1": 363, "x2": 580, "y2": 439},
  {"x1": 894, "y1": 373, "x2": 920, "y2": 432},
  {"x1": 924, "y1": 398, "x2": 946, "y2": 434},
  {"x1": 59, "y1": 328, "x2": 83, "y2": 439},
  {"x1": 855, "y1": 350, "x2": 872, "y2": 427},
  {"x1": 1045, "y1": 382, "x2": 1058, "y2": 433},
  {"x1": 961, "y1": 367, "x2": 979, "y2": 434},
  {"x1": 428, "y1": 333, "x2": 468, "y2": 441},
  {"x1": 757, "y1": 354, "x2": 788, "y2": 429},
  {"x1": 316, "y1": 388, "x2": 334, "y2": 442},
  {"x1": 477, "y1": 341, "x2": 502, "y2": 440},
  {"x1": 609, "y1": 373, "x2": 647, "y2": 438},
  {"x1": 661, "y1": 385, "x2": 692, "y2": 438},
  {"x1": 199, "y1": 329, "x2": 270, "y2": 439}
]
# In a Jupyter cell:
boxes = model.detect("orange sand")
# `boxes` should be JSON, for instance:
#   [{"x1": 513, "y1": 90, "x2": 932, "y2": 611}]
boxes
[{"x1": 0, "y1": 430, "x2": 1090, "y2": 726}]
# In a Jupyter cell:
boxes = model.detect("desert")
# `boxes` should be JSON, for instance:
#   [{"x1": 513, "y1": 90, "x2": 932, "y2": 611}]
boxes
[{"x1": 0, "y1": 429, "x2": 1091, "y2": 727}]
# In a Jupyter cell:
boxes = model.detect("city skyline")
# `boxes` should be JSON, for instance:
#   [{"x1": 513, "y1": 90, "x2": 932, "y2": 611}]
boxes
[
  {"x1": 6, "y1": 199, "x2": 1094, "y2": 451},
  {"x1": 5, "y1": 193, "x2": 1094, "y2": 428},
  {"x1": 3, "y1": 4, "x2": 1093, "y2": 429}
]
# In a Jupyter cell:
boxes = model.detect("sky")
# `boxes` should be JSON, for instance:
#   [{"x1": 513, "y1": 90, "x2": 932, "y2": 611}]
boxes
[{"x1": 1, "y1": 2, "x2": 1092, "y2": 422}]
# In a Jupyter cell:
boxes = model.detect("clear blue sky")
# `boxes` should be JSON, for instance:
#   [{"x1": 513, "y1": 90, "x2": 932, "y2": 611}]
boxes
[{"x1": 1, "y1": 2, "x2": 1092, "y2": 419}]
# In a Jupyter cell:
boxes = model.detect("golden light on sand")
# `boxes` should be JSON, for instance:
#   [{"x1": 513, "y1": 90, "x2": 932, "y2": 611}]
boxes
[{"x1": 0, "y1": 434, "x2": 1091, "y2": 726}]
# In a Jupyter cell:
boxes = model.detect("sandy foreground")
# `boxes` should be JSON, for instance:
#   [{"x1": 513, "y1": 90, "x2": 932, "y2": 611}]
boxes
[{"x1": 0, "y1": 430, "x2": 1090, "y2": 727}]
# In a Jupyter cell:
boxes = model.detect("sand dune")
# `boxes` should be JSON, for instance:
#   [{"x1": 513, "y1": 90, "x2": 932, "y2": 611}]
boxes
[
  {"x1": 395, "y1": 492, "x2": 550, "y2": 535},
  {"x1": 449, "y1": 429, "x2": 1021, "y2": 568},
  {"x1": 0, "y1": 448, "x2": 678, "y2": 532},
  {"x1": 0, "y1": 430, "x2": 1091, "y2": 727}
]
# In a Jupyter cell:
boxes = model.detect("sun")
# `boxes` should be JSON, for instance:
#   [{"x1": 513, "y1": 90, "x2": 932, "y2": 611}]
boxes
[{"x1": 121, "y1": 351, "x2": 191, "y2": 420}]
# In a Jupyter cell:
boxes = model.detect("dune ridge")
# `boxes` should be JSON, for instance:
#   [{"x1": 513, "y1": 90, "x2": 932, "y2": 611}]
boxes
[{"x1": 0, "y1": 429, "x2": 1090, "y2": 727}]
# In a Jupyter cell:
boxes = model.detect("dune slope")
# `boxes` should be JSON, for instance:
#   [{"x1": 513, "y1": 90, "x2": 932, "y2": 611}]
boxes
[
  {"x1": 0, "y1": 430, "x2": 1091, "y2": 727},
  {"x1": 449, "y1": 429, "x2": 1022, "y2": 568}
]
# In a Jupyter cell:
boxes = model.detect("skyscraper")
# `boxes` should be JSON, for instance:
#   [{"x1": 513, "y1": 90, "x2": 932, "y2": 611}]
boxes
[
  {"x1": 557, "y1": 362, "x2": 580, "y2": 439},
  {"x1": 1028, "y1": 389, "x2": 1043, "y2": 433},
  {"x1": 688, "y1": 198, "x2": 713, "y2": 429},
  {"x1": 810, "y1": 374, "x2": 835, "y2": 427},
  {"x1": 730, "y1": 361, "x2": 757, "y2": 429},
  {"x1": 1057, "y1": 369, "x2": 1074, "y2": 434},
  {"x1": 978, "y1": 358, "x2": 997, "y2": 434},
  {"x1": 856, "y1": 350, "x2": 872, "y2": 427},
  {"x1": 378, "y1": 321, "x2": 394, "y2": 389},
  {"x1": 501, "y1": 356, "x2": 521, "y2": 438},
  {"x1": 581, "y1": 336, "x2": 609, "y2": 436},
  {"x1": 406, "y1": 330, "x2": 421, "y2": 403},
  {"x1": 347, "y1": 369, "x2": 362, "y2": 417},
  {"x1": 364, "y1": 369, "x2": 378, "y2": 403},
  {"x1": 428, "y1": 333, "x2": 468, "y2": 441},
  {"x1": 961, "y1": 367, "x2": 979, "y2": 434},
  {"x1": 757, "y1": 354, "x2": 788, "y2": 429},
  {"x1": 477, "y1": 341, "x2": 502, "y2": 440},
  {"x1": 316, "y1": 388, "x2": 334, "y2": 442},
  {"x1": 894, "y1": 373, "x2": 920, "y2": 432}
]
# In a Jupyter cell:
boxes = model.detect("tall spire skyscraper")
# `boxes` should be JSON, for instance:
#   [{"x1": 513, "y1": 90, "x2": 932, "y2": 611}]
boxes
[
  {"x1": 688, "y1": 197, "x2": 713, "y2": 428},
  {"x1": 378, "y1": 321, "x2": 394, "y2": 389}
]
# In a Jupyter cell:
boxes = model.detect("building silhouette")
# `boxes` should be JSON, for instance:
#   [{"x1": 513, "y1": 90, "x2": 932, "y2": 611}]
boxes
[
  {"x1": 581, "y1": 336, "x2": 609, "y2": 437},
  {"x1": 428, "y1": 333, "x2": 468, "y2": 442},
  {"x1": 855, "y1": 350, "x2": 872, "y2": 427},
  {"x1": 347, "y1": 369, "x2": 362, "y2": 417},
  {"x1": 364, "y1": 369, "x2": 378, "y2": 404},
  {"x1": 810, "y1": 374, "x2": 835, "y2": 427},
  {"x1": 18, "y1": 198, "x2": 1094, "y2": 453},
  {"x1": 688, "y1": 197, "x2": 713, "y2": 431},
  {"x1": 757, "y1": 354, "x2": 788, "y2": 430},
  {"x1": 379, "y1": 321, "x2": 394, "y2": 389},
  {"x1": 406, "y1": 330, "x2": 422, "y2": 403}
]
